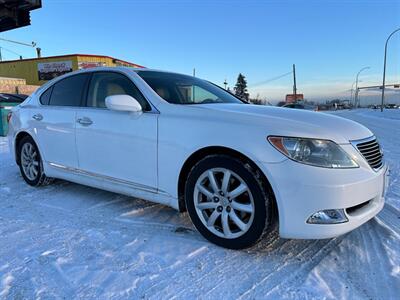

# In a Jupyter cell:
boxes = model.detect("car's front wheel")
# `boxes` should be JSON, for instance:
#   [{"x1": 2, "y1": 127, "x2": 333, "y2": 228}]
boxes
[
  {"x1": 18, "y1": 135, "x2": 52, "y2": 186},
  {"x1": 185, "y1": 155, "x2": 274, "y2": 249}
]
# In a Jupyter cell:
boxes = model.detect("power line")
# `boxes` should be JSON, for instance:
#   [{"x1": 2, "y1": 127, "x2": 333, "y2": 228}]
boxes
[
  {"x1": 0, "y1": 46, "x2": 22, "y2": 57},
  {"x1": 0, "y1": 37, "x2": 36, "y2": 48},
  {"x1": 250, "y1": 71, "x2": 293, "y2": 87},
  {"x1": 0, "y1": 37, "x2": 40, "y2": 57}
]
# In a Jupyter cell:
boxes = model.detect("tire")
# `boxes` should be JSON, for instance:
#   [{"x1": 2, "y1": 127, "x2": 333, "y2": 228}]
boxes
[
  {"x1": 18, "y1": 135, "x2": 53, "y2": 187},
  {"x1": 185, "y1": 154, "x2": 273, "y2": 249}
]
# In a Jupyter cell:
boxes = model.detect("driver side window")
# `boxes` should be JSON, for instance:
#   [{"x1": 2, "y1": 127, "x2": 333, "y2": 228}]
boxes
[
  {"x1": 177, "y1": 85, "x2": 218, "y2": 104},
  {"x1": 86, "y1": 72, "x2": 151, "y2": 110}
]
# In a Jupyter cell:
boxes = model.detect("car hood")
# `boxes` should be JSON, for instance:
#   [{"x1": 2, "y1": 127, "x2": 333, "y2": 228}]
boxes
[{"x1": 194, "y1": 104, "x2": 372, "y2": 144}]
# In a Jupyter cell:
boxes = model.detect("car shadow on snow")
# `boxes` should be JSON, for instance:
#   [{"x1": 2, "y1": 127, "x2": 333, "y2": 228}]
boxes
[{"x1": 49, "y1": 179, "x2": 343, "y2": 252}]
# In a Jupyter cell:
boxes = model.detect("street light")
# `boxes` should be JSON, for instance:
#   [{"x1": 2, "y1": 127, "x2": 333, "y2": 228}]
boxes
[
  {"x1": 380, "y1": 27, "x2": 400, "y2": 112},
  {"x1": 354, "y1": 67, "x2": 370, "y2": 108}
]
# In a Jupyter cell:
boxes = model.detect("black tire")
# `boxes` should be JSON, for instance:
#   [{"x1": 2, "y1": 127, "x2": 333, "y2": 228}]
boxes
[
  {"x1": 185, "y1": 155, "x2": 274, "y2": 249},
  {"x1": 18, "y1": 135, "x2": 53, "y2": 187}
]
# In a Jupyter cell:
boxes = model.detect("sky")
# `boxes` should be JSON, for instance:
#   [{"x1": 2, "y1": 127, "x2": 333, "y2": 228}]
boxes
[{"x1": 1, "y1": 0, "x2": 399, "y2": 103}]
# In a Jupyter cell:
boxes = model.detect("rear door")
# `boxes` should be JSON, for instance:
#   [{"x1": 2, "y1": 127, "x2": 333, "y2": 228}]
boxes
[
  {"x1": 31, "y1": 73, "x2": 90, "y2": 168},
  {"x1": 75, "y1": 71, "x2": 158, "y2": 190}
]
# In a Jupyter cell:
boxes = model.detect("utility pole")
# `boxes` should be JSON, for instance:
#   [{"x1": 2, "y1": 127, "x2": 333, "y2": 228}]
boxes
[
  {"x1": 293, "y1": 64, "x2": 297, "y2": 101},
  {"x1": 223, "y1": 79, "x2": 228, "y2": 90}
]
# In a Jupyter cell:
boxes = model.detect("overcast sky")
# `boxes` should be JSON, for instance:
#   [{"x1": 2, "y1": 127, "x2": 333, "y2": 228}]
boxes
[{"x1": 1, "y1": 0, "x2": 400, "y2": 103}]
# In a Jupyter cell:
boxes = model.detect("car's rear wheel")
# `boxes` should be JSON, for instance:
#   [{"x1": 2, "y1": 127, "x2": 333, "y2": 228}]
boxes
[
  {"x1": 18, "y1": 135, "x2": 52, "y2": 186},
  {"x1": 185, "y1": 155, "x2": 274, "y2": 249}
]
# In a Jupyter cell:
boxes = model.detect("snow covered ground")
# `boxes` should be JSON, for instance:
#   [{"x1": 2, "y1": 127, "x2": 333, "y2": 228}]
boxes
[{"x1": 0, "y1": 109, "x2": 399, "y2": 299}]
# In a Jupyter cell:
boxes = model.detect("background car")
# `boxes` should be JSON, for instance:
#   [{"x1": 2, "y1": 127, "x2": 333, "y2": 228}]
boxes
[
  {"x1": 282, "y1": 103, "x2": 317, "y2": 111},
  {"x1": 0, "y1": 93, "x2": 29, "y2": 103},
  {"x1": 385, "y1": 104, "x2": 399, "y2": 109}
]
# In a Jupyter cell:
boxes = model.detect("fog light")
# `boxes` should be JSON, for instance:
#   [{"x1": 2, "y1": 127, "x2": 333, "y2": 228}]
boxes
[{"x1": 307, "y1": 209, "x2": 348, "y2": 224}]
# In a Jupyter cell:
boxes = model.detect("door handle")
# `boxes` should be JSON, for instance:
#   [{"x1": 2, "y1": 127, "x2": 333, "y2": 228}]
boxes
[
  {"x1": 32, "y1": 114, "x2": 43, "y2": 121},
  {"x1": 77, "y1": 117, "x2": 93, "y2": 126}
]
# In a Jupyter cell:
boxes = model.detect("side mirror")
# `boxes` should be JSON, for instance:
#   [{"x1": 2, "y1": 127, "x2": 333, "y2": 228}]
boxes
[{"x1": 105, "y1": 94, "x2": 142, "y2": 113}]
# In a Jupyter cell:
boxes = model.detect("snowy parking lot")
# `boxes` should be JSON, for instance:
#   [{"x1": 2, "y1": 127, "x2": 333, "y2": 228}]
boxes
[{"x1": 0, "y1": 109, "x2": 399, "y2": 299}]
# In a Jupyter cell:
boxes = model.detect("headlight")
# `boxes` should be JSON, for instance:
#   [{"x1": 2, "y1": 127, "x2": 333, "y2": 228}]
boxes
[{"x1": 268, "y1": 136, "x2": 358, "y2": 168}]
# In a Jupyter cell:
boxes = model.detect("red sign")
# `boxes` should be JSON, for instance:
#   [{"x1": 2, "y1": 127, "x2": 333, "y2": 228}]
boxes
[
  {"x1": 285, "y1": 94, "x2": 304, "y2": 103},
  {"x1": 78, "y1": 62, "x2": 106, "y2": 69}
]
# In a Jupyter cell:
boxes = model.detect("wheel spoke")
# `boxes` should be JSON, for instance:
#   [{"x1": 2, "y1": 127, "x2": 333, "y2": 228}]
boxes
[
  {"x1": 32, "y1": 167, "x2": 38, "y2": 177},
  {"x1": 32, "y1": 161, "x2": 39, "y2": 166},
  {"x1": 196, "y1": 201, "x2": 218, "y2": 210},
  {"x1": 229, "y1": 210, "x2": 247, "y2": 231},
  {"x1": 221, "y1": 210, "x2": 232, "y2": 236},
  {"x1": 221, "y1": 170, "x2": 231, "y2": 194},
  {"x1": 229, "y1": 183, "x2": 248, "y2": 199},
  {"x1": 22, "y1": 148, "x2": 29, "y2": 159},
  {"x1": 207, "y1": 210, "x2": 220, "y2": 227},
  {"x1": 29, "y1": 166, "x2": 34, "y2": 179},
  {"x1": 207, "y1": 171, "x2": 219, "y2": 193},
  {"x1": 231, "y1": 201, "x2": 253, "y2": 213},
  {"x1": 27, "y1": 144, "x2": 33, "y2": 156},
  {"x1": 196, "y1": 183, "x2": 213, "y2": 199}
]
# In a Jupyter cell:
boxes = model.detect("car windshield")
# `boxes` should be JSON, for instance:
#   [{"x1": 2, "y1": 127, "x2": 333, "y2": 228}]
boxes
[{"x1": 136, "y1": 71, "x2": 244, "y2": 105}]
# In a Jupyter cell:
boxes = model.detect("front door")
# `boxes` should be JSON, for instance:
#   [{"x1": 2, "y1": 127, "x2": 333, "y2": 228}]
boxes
[{"x1": 75, "y1": 71, "x2": 158, "y2": 190}]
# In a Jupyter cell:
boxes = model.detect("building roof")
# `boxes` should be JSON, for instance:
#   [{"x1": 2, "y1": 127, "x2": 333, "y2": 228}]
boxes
[
  {"x1": 0, "y1": 53, "x2": 145, "y2": 68},
  {"x1": 0, "y1": 0, "x2": 42, "y2": 32}
]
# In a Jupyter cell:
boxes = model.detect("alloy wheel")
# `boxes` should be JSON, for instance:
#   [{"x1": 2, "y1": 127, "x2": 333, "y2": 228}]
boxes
[
  {"x1": 21, "y1": 142, "x2": 40, "y2": 181},
  {"x1": 193, "y1": 168, "x2": 255, "y2": 239}
]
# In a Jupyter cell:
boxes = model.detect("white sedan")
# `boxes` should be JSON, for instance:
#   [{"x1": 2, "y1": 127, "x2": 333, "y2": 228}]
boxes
[{"x1": 7, "y1": 68, "x2": 389, "y2": 249}]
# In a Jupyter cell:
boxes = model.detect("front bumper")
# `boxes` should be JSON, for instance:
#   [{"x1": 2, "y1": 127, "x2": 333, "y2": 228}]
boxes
[{"x1": 260, "y1": 158, "x2": 388, "y2": 239}]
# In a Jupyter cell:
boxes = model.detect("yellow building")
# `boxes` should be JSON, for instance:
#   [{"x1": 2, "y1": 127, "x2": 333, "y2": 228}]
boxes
[{"x1": 0, "y1": 54, "x2": 144, "y2": 86}]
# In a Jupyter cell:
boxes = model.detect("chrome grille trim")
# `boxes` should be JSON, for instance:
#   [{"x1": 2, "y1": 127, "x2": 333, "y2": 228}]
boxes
[{"x1": 351, "y1": 136, "x2": 383, "y2": 171}]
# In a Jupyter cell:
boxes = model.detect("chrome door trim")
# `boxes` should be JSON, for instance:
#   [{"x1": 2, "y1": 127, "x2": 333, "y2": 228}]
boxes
[{"x1": 48, "y1": 162, "x2": 161, "y2": 194}]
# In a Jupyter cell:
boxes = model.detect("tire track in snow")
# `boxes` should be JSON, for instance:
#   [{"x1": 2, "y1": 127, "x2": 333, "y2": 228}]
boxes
[
  {"x1": 376, "y1": 204, "x2": 400, "y2": 237},
  {"x1": 147, "y1": 232, "x2": 284, "y2": 299},
  {"x1": 140, "y1": 247, "x2": 239, "y2": 298},
  {"x1": 237, "y1": 238, "x2": 344, "y2": 299}
]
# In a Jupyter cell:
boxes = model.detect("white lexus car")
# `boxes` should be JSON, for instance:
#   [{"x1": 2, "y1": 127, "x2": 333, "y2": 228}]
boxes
[{"x1": 7, "y1": 67, "x2": 389, "y2": 249}]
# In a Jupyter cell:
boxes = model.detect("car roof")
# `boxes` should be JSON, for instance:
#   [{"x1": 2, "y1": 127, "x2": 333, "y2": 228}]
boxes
[
  {"x1": 42, "y1": 67, "x2": 196, "y2": 87},
  {"x1": 68, "y1": 66, "x2": 192, "y2": 77}
]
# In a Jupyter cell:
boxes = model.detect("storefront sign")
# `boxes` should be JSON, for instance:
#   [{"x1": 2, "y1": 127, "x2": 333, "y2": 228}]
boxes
[
  {"x1": 38, "y1": 60, "x2": 73, "y2": 81},
  {"x1": 78, "y1": 61, "x2": 106, "y2": 69}
]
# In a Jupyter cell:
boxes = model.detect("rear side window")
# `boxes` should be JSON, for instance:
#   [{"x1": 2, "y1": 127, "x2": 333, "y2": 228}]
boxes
[
  {"x1": 49, "y1": 74, "x2": 89, "y2": 106},
  {"x1": 39, "y1": 87, "x2": 52, "y2": 105}
]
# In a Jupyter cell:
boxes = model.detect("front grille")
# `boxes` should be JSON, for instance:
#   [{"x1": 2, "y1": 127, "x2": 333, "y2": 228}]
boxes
[{"x1": 356, "y1": 138, "x2": 383, "y2": 170}]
